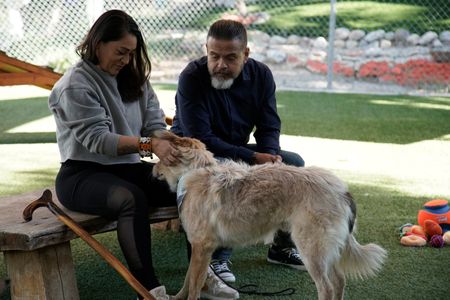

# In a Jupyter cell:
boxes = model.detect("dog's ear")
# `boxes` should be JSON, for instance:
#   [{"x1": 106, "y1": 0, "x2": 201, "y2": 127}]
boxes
[{"x1": 172, "y1": 136, "x2": 206, "y2": 150}]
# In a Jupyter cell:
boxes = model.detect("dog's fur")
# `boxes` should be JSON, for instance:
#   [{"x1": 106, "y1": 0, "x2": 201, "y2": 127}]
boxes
[{"x1": 152, "y1": 131, "x2": 387, "y2": 300}]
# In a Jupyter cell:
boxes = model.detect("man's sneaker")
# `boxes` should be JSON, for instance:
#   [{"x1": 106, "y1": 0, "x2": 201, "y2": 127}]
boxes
[
  {"x1": 210, "y1": 259, "x2": 236, "y2": 283},
  {"x1": 201, "y1": 268, "x2": 239, "y2": 300},
  {"x1": 267, "y1": 246, "x2": 307, "y2": 271}
]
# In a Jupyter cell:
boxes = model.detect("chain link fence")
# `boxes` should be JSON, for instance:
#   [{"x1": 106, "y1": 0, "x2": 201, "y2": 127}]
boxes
[{"x1": 0, "y1": 0, "x2": 449, "y2": 94}]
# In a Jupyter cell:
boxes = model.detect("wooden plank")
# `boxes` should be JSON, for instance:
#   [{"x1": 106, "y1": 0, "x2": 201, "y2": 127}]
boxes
[
  {"x1": 0, "y1": 73, "x2": 57, "y2": 88},
  {"x1": 0, "y1": 53, "x2": 60, "y2": 79},
  {"x1": 0, "y1": 52, "x2": 61, "y2": 90},
  {"x1": 5, "y1": 243, "x2": 79, "y2": 300},
  {"x1": 0, "y1": 188, "x2": 179, "y2": 251}
]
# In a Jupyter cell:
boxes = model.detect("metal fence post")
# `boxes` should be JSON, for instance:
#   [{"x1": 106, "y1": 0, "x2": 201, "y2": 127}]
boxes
[{"x1": 327, "y1": 0, "x2": 337, "y2": 90}]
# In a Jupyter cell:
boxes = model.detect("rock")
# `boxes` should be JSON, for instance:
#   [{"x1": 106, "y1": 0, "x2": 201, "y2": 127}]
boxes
[
  {"x1": 346, "y1": 40, "x2": 359, "y2": 49},
  {"x1": 419, "y1": 31, "x2": 438, "y2": 45},
  {"x1": 249, "y1": 30, "x2": 271, "y2": 44},
  {"x1": 287, "y1": 34, "x2": 302, "y2": 44},
  {"x1": 439, "y1": 31, "x2": 450, "y2": 45},
  {"x1": 365, "y1": 47, "x2": 383, "y2": 57},
  {"x1": 359, "y1": 39, "x2": 369, "y2": 48},
  {"x1": 335, "y1": 27, "x2": 350, "y2": 40},
  {"x1": 385, "y1": 31, "x2": 395, "y2": 41},
  {"x1": 270, "y1": 35, "x2": 287, "y2": 45},
  {"x1": 313, "y1": 37, "x2": 328, "y2": 49},
  {"x1": 380, "y1": 39, "x2": 392, "y2": 48},
  {"x1": 334, "y1": 40, "x2": 346, "y2": 48},
  {"x1": 349, "y1": 29, "x2": 365, "y2": 41},
  {"x1": 250, "y1": 52, "x2": 266, "y2": 63},
  {"x1": 309, "y1": 49, "x2": 327, "y2": 62},
  {"x1": 407, "y1": 34, "x2": 420, "y2": 46},
  {"x1": 394, "y1": 28, "x2": 410, "y2": 45},
  {"x1": 432, "y1": 39, "x2": 443, "y2": 47},
  {"x1": 266, "y1": 49, "x2": 287, "y2": 63},
  {"x1": 430, "y1": 45, "x2": 450, "y2": 63},
  {"x1": 364, "y1": 29, "x2": 385, "y2": 42},
  {"x1": 367, "y1": 41, "x2": 380, "y2": 49}
]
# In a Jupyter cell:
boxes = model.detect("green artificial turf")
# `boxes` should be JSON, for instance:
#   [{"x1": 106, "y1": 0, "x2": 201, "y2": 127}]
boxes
[
  {"x1": 1, "y1": 87, "x2": 449, "y2": 299},
  {"x1": 277, "y1": 91, "x2": 450, "y2": 144}
]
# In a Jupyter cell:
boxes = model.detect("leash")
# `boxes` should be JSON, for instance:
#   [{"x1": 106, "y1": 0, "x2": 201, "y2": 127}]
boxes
[{"x1": 209, "y1": 265, "x2": 296, "y2": 297}]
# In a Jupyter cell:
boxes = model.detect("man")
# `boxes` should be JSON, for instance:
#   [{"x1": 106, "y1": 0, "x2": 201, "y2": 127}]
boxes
[{"x1": 171, "y1": 19, "x2": 305, "y2": 292}]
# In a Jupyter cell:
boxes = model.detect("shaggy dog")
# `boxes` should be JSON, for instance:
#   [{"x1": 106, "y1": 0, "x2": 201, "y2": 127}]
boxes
[{"x1": 152, "y1": 131, "x2": 387, "y2": 300}]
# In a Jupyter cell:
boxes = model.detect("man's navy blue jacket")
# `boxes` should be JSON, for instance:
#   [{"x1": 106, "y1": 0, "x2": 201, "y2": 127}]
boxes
[{"x1": 171, "y1": 56, "x2": 281, "y2": 163}]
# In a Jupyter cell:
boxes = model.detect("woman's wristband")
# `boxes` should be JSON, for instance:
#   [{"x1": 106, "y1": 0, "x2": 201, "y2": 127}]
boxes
[{"x1": 138, "y1": 137, "x2": 153, "y2": 158}]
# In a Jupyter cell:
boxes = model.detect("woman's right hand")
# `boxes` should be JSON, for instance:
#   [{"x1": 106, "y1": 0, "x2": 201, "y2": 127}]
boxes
[{"x1": 151, "y1": 137, "x2": 180, "y2": 165}]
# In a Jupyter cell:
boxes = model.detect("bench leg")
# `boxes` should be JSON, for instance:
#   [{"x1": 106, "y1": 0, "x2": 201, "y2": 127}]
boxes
[{"x1": 4, "y1": 242, "x2": 79, "y2": 300}]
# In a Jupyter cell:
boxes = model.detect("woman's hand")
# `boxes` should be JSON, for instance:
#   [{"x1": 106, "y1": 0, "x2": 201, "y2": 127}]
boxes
[{"x1": 151, "y1": 137, "x2": 180, "y2": 165}]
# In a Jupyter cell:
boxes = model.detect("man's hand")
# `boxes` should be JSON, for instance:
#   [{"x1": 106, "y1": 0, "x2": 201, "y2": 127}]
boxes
[
  {"x1": 151, "y1": 137, "x2": 180, "y2": 165},
  {"x1": 252, "y1": 152, "x2": 282, "y2": 164}
]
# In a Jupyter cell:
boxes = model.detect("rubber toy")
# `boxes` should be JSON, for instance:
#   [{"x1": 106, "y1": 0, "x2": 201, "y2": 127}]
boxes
[
  {"x1": 399, "y1": 223, "x2": 413, "y2": 236},
  {"x1": 424, "y1": 219, "x2": 443, "y2": 238},
  {"x1": 443, "y1": 231, "x2": 450, "y2": 245},
  {"x1": 418, "y1": 199, "x2": 450, "y2": 232},
  {"x1": 400, "y1": 234, "x2": 427, "y2": 247},
  {"x1": 404, "y1": 231, "x2": 427, "y2": 242},
  {"x1": 410, "y1": 225, "x2": 425, "y2": 237},
  {"x1": 429, "y1": 235, "x2": 445, "y2": 248}
]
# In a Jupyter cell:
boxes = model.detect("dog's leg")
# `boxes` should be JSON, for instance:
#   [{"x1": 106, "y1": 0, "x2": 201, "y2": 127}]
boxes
[
  {"x1": 306, "y1": 257, "x2": 334, "y2": 300},
  {"x1": 291, "y1": 225, "x2": 335, "y2": 300},
  {"x1": 175, "y1": 240, "x2": 214, "y2": 300},
  {"x1": 188, "y1": 241, "x2": 214, "y2": 300},
  {"x1": 330, "y1": 265, "x2": 346, "y2": 300},
  {"x1": 174, "y1": 267, "x2": 190, "y2": 300}
]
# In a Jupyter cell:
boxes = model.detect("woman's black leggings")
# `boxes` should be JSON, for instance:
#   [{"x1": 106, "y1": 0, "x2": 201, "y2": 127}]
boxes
[{"x1": 55, "y1": 160, "x2": 176, "y2": 292}]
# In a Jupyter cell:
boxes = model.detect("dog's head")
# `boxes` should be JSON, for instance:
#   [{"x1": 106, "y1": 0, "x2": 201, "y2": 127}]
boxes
[{"x1": 152, "y1": 131, "x2": 217, "y2": 191}]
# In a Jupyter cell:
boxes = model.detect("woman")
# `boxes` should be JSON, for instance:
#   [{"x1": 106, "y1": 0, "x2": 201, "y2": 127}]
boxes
[{"x1": 48, "y1": 10, "x2": 178, "y2": 300}]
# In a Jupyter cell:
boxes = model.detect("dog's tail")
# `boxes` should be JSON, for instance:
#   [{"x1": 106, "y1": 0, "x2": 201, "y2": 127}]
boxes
[{"x1": 338, "y1": 235, "x2": 387, "y2": 280}]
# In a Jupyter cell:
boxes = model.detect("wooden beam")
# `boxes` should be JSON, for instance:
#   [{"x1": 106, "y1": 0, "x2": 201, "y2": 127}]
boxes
[
  {"x1": 0, "y1": 73, "x2": 57, "y2": 90},
  {"x1": 0, "y1": 52, "x2": 62, "y2": 90}
]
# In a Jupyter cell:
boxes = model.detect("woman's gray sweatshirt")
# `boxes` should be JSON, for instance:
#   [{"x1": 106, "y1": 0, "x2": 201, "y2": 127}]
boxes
[{"x1": 48, "y1": 60, "x2": 167, "y2": 165}]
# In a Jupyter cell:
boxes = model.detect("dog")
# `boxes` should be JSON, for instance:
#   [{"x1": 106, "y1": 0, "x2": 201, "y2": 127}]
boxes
[{"x1": 152, "y1": 131, "x2": 387, "y2": 300}]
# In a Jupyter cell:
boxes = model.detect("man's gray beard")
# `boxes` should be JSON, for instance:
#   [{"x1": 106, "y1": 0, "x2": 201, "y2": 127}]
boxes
[{"x1": 211, "y1": 76, "x2": 234, "y2": 89}]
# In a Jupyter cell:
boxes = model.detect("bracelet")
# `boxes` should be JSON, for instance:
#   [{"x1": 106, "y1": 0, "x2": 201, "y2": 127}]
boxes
[{"x1": 138, "y1": 137, "x2": 153, "y2": 158}]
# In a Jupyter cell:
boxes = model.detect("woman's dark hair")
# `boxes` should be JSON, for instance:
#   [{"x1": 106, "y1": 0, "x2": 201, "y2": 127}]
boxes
[
  {"x1": 76, "y1": 10, "x2": 150, "y2": 101},
  {"x1": 207, "y1": 19, "x2": 247, "y2": 48}
]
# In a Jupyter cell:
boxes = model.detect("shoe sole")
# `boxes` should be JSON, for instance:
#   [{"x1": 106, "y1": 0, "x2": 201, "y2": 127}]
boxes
[
  {"x1": 217, "y1": 275, "x2": 236, "y2": 283},
  {"x1": 267, "y1": 257, "x2": 307, "y2": 271}
]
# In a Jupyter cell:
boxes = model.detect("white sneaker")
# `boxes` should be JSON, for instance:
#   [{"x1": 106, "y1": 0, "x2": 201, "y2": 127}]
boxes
[
  {"x1": 148, "y1": 285, "x2": 174, "y2": 300},
  {"x1": 210, "y1": 259, "x2": 236, "y2": 283},
  {"x1": 200, "y1": 268, "x2": 239, "y2": 300}
]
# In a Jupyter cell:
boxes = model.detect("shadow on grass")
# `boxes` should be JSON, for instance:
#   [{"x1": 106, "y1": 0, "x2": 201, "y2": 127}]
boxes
[
  {"x1": 278, "y1": 92, "x2": 450, "y2": 144},
  {"x1": 0, "y1": 168, "x2": 57, "y2": 197},
  {"x1": 2, "y1": 182, "x2": 446, "y2": 300},
  {"x1": 0, "y1": 97, "x2": 55, "y2": 144}
]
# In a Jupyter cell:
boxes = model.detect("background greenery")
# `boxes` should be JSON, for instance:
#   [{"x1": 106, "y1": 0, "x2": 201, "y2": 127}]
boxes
[
  {"x1": 0, "y1": 85, "x2": 449, "y2": 299},
  {"x1": 150, "y1": 0, "x2": 450, "y2": 37}
]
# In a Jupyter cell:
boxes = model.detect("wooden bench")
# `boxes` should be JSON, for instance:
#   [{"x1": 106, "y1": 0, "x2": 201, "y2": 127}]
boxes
[{"x1": 0, "y1": 188, "x2": 179, "y2": 300}]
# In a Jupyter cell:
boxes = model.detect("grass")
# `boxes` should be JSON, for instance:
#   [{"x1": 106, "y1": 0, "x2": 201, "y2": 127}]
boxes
[
  {"x1": 1, "y1": 86, "x2": 450, "y2": 299},
  {"x1": 277, "y1": 92, "x2": 450, "y2": 144}
]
